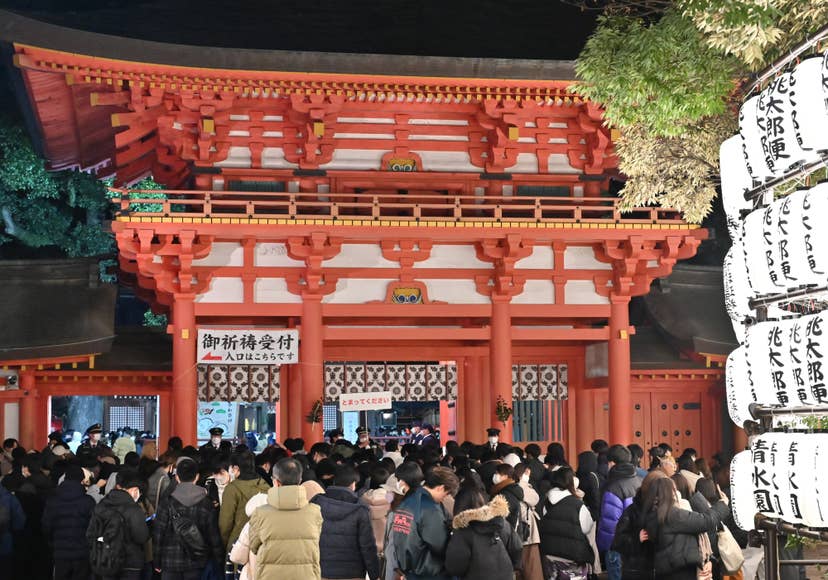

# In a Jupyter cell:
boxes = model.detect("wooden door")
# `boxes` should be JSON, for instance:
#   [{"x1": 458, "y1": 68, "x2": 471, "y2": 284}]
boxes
[
  {"x1": 631, "y1": 392, "x2": 652, "y2": 451},
  {"x1": 649, "y1": 392, "x2": 702, "y2": 455}
]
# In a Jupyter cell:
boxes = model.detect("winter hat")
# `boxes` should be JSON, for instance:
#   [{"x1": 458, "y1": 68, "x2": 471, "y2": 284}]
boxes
[
  {"x1": 503, "y1": 453, "x2": 521, "y2": 467},
  {"x1": 301, "y1": 479, "x2": 325, "y2": 501}
]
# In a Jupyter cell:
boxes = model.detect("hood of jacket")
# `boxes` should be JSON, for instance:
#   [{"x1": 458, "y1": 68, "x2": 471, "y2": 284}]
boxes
[
  {"x1": 54, "y1": 479, "x2": 87, "y2": 501},
  {"x1": 452, "y1": 495, "x2": 509, "y2": 529},
  {"x1": 493, "y1": 479, "x2": 524, "y2": 500},
  {"x1": 266, "y1": 484, "x2": 309, "y2": 511},
  {"x1": 608, "y1": 462, "x2": 637, "y2": 481},
  {"x1": 101, "y1": 488, "x2": 136, "y2": 508},
  {"x1": 576, "y1": 451, "x2": 598, "y2": 474},
  {"x1": 547, "y1": 487, "x2": 575, "y2": 505},
  {"x1": 519, "y1": 481, "x2": 540, "y2": 507},
  {"x1": 245, "y1": 492, "x2": 268, "y2": 516},
  {"x1": 313, "y1": 486, "x2": 364, "y2": 520},
  {"x1": 360, "y1": 487, "x2": 390, "y2": 507},
  {"x1": 171, "y1": 481, "x2": 207, "y2": 507}
]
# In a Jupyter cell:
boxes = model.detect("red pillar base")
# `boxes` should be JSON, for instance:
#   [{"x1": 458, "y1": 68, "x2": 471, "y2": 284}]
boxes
[{"x1": 172, "y1": 295, "x2": 198, "y2": 446}]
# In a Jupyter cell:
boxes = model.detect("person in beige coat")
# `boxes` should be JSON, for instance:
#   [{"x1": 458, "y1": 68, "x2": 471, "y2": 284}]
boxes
[
  {"x1": 229, "y1": 493, "x2": 269, "y2": 580},
  {"x1": 359, "y1": 465, "x2": 393, "y2": 553},
  {"x1": 248, "y1": 457, "x2": 323, "y2": 580}
]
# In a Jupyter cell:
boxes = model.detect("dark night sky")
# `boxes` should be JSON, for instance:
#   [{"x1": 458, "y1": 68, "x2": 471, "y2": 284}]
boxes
[{"x1": 0, "y1": 0, "x2": 598, "y2": 59}]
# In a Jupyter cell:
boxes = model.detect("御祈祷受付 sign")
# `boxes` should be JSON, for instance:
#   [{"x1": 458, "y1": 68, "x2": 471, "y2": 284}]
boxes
[
  {"x1": 197, "y1": 328, "x2": 299, "y2": 364},
  {"x1": 339, "y1": 391, "x2": 393, "y2": 411}
]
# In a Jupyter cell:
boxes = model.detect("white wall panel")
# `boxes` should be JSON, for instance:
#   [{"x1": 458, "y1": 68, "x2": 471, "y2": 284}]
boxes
[
  {"x1": 323, "y1": 278, "x2": 394, "y2": 303},
  {"x1": 414, "y1": 245, "x2": 491, "y2": 269},
  {"x1": 3, "y1": 403, "x2": 18, "y2": 440},
  {"x1": 424, "y1": 279, "x2": 490, "y2": 304},
  {"x1": 416, "y1": 151, "x2": 478, "y2": 172},
  {"x1": 512, "y1": 280, "x2": 555, "y2": 304},
  {"x1": 564, "y1": 246, "x2": 610, "y2": 269},
  {"x1": 319, "y1": 149, "x2": 385, "y2": 171},
  {"x1": 322, "y1": 244, "x2": 398, "y2": 268},
  {"x1": 192, "y1": 242, "x2": 243, "y2": 267},
  {"x1": 254, "y1": 278, "x2": 302, "y2": 303},
  {"x1": 254, "y1": 244, "x2": 306, "y2": 267},
  {"x1": 196, "y1": 277, "x2": 244, "y2": 303},
  {"x1": 515, "y1": 246, "x2": 554, "y2": 269},
  {"x1": 564, "y1": 280, "x2": 609, "y2": 304}
]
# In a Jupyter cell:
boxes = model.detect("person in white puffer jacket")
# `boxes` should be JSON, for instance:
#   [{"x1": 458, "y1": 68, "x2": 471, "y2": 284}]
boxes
[{"x1": 229, "y1": 491, "x2": 269, "y2": 580}]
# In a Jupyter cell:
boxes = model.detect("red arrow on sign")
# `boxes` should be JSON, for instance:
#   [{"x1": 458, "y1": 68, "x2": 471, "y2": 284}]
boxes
[{"x1": 201, "y1": 352, "x2": 223, "y2": 361}]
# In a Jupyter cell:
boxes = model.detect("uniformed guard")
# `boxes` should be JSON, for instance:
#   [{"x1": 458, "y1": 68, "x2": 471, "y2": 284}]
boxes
[
  {"x1": 199, "y1": 427, "x2": 232, "y2": 463},
  {"x1": 355, "y1": 426, "x2": 380, "y2": 457},
  {"x1": 77, "y1": 423, "x2": 108, "y2": 459},
  {"x1": 483, "y1": 427, "x2": 510, "y2": 455},
  {"x1": 418, "y1": 423, "x2": 439, "y2": 449}
]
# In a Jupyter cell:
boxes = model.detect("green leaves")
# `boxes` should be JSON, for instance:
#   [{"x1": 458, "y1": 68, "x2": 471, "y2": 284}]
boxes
[
  {"x1": 575, "y1": 11, "x2": 738, "y2": 137},
  {"x1": 0, "y1": 115, "x2": 113, "y2": 257}
]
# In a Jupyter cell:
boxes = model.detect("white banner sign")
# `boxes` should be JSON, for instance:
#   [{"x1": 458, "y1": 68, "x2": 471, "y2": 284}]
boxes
[
  {"x1": 338, "y1": 391, "x2": 394, "y2": 411},
  {"x1": 197, "y1": 328, "x2": 299, "y2": 365}
]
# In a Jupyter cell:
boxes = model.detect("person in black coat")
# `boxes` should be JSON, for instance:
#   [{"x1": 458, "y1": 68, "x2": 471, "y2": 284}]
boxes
[
  {"x1": 152, "y1": 458, "x2": 224, "y2": 577},
  {"x1": 523, "y1": 444, "x2": 546, "y2": 491},
  {"x1": 576, "y1": 450, "x2": 603, "y2": 522},
  {"x1": 644, "y1": 477, "x2": 729, "y2": 580},
  {"x1": 42, "y1": 464, "x2": 96, "y2": 580},
  {"x1": 490, "y1": 464, "x2": 524, "y2": 528},
  {"x1": 311, "y1": 464, "x2": 380, "y2": 580},
  {"x1": 87, "y1": 470, "x2": 150, "y2": 579},
  {"x1": 611, "y1": 471, "x2": 665, "y2": 580},
  {"x1": 445, "y1": 491, "x2": 523, "y2": 580}
]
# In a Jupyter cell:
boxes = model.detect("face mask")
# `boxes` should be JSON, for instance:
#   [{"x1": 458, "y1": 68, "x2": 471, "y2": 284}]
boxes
[
  {"x1": 359, "y1": 436, "x2": 369, "y2": 444},
  {"x1": 520, "y1": 473, "x2": 530, "y2": 484},
  {"x1": 488, "y1": 437, "x2": 498, "y2": 445},
  {"x1": 229, "y1": 469, "x2": 237, "y2": 482},
  {"x1": 493, "y1": 473, "x2": 504, "y2": 485},
  {"x1": 90, "y1": 434, "x2": 100, "y2": 443},
  {"x1": 211, "y1": 437, "x2": 222, "y2": 446},
  {"x1": 129, "y1": 489, "x2": 140, "y2": 502},
  {"x1": 411, "y1": 427, "x2": 420, "y2": 434}
]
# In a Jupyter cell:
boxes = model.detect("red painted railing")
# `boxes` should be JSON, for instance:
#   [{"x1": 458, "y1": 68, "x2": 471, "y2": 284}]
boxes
[{"x1": 109, "y1": 189, "x2": 687, "y2": 225}]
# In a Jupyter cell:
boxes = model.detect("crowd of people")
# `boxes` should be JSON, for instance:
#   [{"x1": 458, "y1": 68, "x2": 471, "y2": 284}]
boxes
[{"x1": 0, "y1": 421, "x2": 747, "y2": 580}]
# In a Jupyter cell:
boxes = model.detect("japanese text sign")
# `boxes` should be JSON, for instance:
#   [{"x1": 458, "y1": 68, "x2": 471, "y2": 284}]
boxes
[
  {"x1": 198, "y1": 328, "x2": 298, "y2": 365},
  {"x1": 338, "y1": 391, "x2": 393, "y2": 411}
]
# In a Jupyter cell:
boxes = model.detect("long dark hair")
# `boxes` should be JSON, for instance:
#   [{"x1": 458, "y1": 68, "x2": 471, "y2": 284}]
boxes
[
  {"x1": 550, "y1": 466, "x2": 577, "y2": 496},
  {"x1": 695, "y1": 477, "x2": 719, "y2": 504},
  {"x1": 651, "y1": 478, "x2": 678, "y2": 525}
]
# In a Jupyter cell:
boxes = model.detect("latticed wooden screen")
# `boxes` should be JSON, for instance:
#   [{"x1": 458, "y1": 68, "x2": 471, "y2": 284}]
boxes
[
  {"x1": 324, "y1": 362, "x2": 458, "y2": 402},
  {"x1": 511, "y1": 364, "x2": 569, "y2": 400},
  {"x1": 197, "y1": 365, "x2": 281, "y2": 402}
]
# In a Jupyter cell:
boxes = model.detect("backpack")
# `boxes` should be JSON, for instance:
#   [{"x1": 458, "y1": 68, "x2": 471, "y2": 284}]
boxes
[
  {"x1": 169, "y1": 499, "x2": 209, "y2": 560},
  {"x1": 87, "y1": 506, "x2": 128, "y2": 576}
]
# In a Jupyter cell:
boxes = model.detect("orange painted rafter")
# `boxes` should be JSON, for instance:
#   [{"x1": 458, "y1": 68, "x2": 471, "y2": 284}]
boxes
[
  {"x1": 321, "y1": 326, "x2": 607, "y2": 341},
  {"x1": 13, "y1": 45, "x2": 580, "y2": 102},
  {"x1": 0, "y1": 353, "x2": 99, "y2": 370}
]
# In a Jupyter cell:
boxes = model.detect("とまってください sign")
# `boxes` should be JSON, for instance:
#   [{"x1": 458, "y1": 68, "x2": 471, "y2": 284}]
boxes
[
  {"x1": 197, "y1": 328, "x2": 299, "y2": 364},
  {"x1": 338, "y1": 391, "x2": 394, "y2": 412}
]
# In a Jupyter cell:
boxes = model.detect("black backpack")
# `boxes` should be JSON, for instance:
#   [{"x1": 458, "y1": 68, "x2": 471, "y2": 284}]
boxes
[
  {"x1": 169, "y1": 499, "x2": 208, "y2": 560},
  {"x1": 87, "y1": 506, "x2": 128, "y2": 576}
]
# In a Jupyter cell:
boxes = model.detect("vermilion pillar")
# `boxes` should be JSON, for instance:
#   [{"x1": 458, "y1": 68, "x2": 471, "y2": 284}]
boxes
[
  {"x1": 158, "y1": 391, "x2": 172, "y2": 455},
  {"x1": 172, "y1": 294, "x2": 198, "y2": 446},
  {"x1": 490, "y1": 297, "x2": 513, "y2": 444},
  {"x1": 300, "y1": 295, "x2": 324, "y2": 446},
  {"x1": 288, "y1": 364, "x2": 302, "y2": 438},
  {"x1": 19, "y1": 372, "x2": 38, "y2": 450},
  {"x1": 608, "y1": 295, "x2": 632, "y2": 445},
  {"x1": 464, "y1": 357, "x2": 483, "y2": 443}
]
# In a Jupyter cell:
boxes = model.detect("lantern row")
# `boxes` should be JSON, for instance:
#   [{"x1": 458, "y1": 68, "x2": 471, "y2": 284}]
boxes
[
  {"x1": 731, "y1": 432, "x2": 828, "y2": 531},
  {"x1": 723, "y1": 182, "x2": 828, "y2": 341},
  {"x1": 726, "y1": 312, "x2": 827, "y2": 426}
]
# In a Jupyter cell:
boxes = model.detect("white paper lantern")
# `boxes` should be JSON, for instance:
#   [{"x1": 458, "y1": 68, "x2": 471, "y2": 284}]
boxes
[
  {"x1": 813, "y1": 434, "x2": 828, "y2": 526},
  {"x1": 752, "y1": 434, "x2": 788, "y2": 519},
  {"x1": 730, "y1": 450, "x2": 757, "y2": 530},
  {"x1": 804, "y1": 182, "x2": 828, "y2": 279},
  {"x1": 759, "y1": 74, "x2": 820, "y2": 176},
  {"x1": 739, "y1": 95, "x2": 773, "y2": 181},
  {"x1": 742, "y1": 209, "x2": 783, "y2": 295},
  {"x1": 745, "y1": 321, "x2": 791, "y2": 406},
  {"x1": 804, "y1": 313, "x2": 828, "y2": 403},
  {"x1": 720, "y1": 135, "x2": 755, "y2": 239},
  {"x1": 776, "y1": 188, "x2": 815, "y2": 285},
  {"x1": 726, "y1": 346, "x2": 754, "y2": 426},
  {"x1": 787, "y1": 316, "x2": 813, "y2": 405},
  {"x1": 789, "y1": 433, "x2": 823, "y2": 527},
  {"x1": 723, "y1": 242, "x2": 754, "y2": 342},
  {"x1": 791, "y1": 56, "x2": 828, "y2": 152}
]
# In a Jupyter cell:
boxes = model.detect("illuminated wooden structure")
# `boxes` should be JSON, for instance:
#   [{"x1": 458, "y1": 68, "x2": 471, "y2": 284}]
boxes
[{"x1": 1, "y1": 11, "x2": 724, "y2": 457}]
